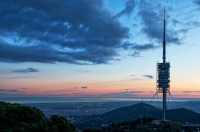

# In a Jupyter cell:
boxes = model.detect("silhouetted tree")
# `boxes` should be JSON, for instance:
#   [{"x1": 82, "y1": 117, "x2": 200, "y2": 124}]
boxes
[
  {"x1": 0, "y1": 101, "x2": 75, "y2": 132},
  {"x1": 49, "y1": 115, "x2": 76, "y2": 132}
]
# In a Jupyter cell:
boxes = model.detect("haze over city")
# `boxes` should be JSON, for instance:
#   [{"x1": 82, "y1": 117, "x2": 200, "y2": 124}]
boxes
[{"x1": 0, "y1": 0, "x2": 200, "y2": 99}]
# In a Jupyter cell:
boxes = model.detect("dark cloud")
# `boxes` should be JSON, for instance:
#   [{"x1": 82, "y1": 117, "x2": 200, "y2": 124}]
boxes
[
  {"x1": 175, "y1": 28, "x2": 191, "y2": 34},
  {"x1": 149, "y1": 91, "x2": 154, "y2": 93},
  {"x1": 0, "y1": 0, "x2": 129, "y2": 64},
  {"x1": 138, "y1": 1, "x2": 182, "y2": 44},
  {"x1": 0, "y1": 88, "x2": 18, "y2": 93},
  {"x1": 131, "y1": 51, "x2": 141, "y2": 57},
  {"x1": 125, "y1": 89, "x2": 129, "y2": 90},
  {"x1": 143, "y1": 75, "x2": 153, "y2": 79},
  {"x1": 81, "y1": 86, "x2": 87, "y2": 89},
  {"x1": 185, "y1": 21, "x2": 200, "y2": 27},
  {"x1": 0, "y1": 40, "x2": 78, "y2": 63},
  {"x1": 194, "y1": 0, "x2": 200, "y2": 6},
  {"x1": 172, "y1": 19, "x2": 181, "y2": 26},
  {"x1": 122, "y1": 41, "x2": 158, "y2": 51},
  {"x1": 114, "y1": 0, "x2": 135, "y2": 18},
  {"x1": 171, "y1": 16, "x2": 200, "y2": 32},
  {"x1": 132, "y1": 24, "x2": 138, "y2": 27},
  {"x1": 12, "y1": 68, "x2": 38, "y2": 73},
  {"x1": 0, "y1": 88, "x2": 24, "y2": 94}
]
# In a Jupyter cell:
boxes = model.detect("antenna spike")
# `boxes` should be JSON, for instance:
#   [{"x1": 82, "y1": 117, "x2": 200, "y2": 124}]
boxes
[{"x1": 163, "y1": 9, "x2": 166, "y2": 63}]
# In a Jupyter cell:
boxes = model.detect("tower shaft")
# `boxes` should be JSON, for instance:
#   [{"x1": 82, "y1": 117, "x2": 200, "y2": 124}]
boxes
[
  {"x1": 163, "y1": 89, "x2": 166, "y2": 121},
  {"x1": 157, "y1": 9, "x2": 170, "y2": 122},
  {"x1": 163, "y1": 9, "x2": 166, "y2": 121}
]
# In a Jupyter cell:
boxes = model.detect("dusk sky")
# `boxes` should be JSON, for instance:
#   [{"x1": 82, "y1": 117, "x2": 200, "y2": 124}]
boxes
[{"x1": 0, "y1": 0, "x2": 200, "y2": 99}]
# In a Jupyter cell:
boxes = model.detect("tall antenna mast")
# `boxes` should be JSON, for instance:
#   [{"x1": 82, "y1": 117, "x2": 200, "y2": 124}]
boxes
[
  {"x1": 163, "y1": 9, "x2": 166, "y2": 63},
  {"x1": 162, "y1": 9, "x2": 167, "y2": 121},
  {"x1": 156, "y1": 9, "x2": 170, "y2": 121}
]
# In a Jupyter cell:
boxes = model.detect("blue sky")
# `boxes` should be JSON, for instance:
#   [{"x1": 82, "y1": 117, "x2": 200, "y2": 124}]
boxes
[{"x1": 0, "y1": 0, "x2": 200, "y2": 98}]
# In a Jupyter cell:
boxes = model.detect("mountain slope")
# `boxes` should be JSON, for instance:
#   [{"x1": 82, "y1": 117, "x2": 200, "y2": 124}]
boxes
[
  {"x1": 101, "y1": 102, "x2": 159, "y2": 121},
  {"x1": 75, "y1": 102, "x2": 200, "y2": 130}
]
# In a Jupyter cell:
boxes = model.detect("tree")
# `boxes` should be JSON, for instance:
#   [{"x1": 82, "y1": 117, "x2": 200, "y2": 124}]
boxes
[
  {"x1": 0, "y1": 102, "x2": 48, "y2": 132},
  {"x1": 49, "y1": 115, "x2": 76, "y2": 132},
  {"x1": 0, "y1": 101, "x2": 75, "y2": 132}
]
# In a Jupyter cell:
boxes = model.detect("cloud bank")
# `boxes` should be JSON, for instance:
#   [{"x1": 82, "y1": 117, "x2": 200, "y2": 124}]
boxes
[
  {"x1": 0, "y1": 0, "x2": 129, "y2": 64},
  {"x1": 0, "y1": 0, "x2": 197, "y2": 64},
  {"x1": 0, "y1": 88, "x2": 24, "y2": 94},
  {"x1": 143, "y1": 75, "x2": 154, "y2": 79}
]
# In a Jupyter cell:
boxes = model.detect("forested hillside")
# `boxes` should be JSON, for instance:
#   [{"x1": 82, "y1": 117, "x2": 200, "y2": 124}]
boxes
[{"x1": 0, "y1": 101, "x2": 75, "y2": 132}]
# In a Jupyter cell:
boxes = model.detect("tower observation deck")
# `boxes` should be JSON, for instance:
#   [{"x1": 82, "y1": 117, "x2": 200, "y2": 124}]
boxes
[{"x1": 156, "y1": 9, "x2": 170, "y2": 121}]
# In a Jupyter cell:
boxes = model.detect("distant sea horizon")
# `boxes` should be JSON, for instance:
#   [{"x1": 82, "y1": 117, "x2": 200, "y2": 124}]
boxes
[{"x1": 0, "y1": 96, "x2": 200, "y2": 104}]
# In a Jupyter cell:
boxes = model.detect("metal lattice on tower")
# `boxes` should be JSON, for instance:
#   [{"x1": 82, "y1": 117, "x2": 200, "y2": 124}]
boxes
[{"x1": 156, "y1": 9, "x2": 170, "y2": 121}]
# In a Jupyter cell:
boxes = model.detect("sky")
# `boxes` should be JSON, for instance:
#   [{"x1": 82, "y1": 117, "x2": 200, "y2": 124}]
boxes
[{"x1": 0, "y1": 0, "x2": 200, "y2": 99}]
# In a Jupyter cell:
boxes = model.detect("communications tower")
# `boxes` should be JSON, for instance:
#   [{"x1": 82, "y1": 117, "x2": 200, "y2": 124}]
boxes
[{"x1": 156, "y1": 9, "x2": 170, "y2": 121}]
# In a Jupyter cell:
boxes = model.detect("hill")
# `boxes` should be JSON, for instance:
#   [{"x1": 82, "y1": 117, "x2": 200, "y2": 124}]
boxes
[
  {"x1": 101, "y1": 102, "x2": 159, "y2": 121},
  {"x1": 0, "y1": 101, "x2": 75, "y2": 132},
  {"x1": 75, "y1": 102, "x2": 200, "y2": 130}
]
